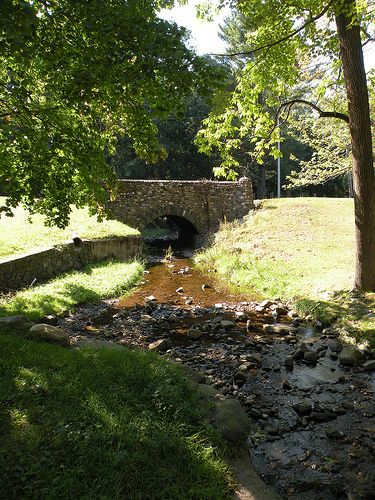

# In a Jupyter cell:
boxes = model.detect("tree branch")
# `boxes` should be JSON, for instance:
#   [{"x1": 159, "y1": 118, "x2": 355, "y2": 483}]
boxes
[
  {"x1": 278, "y1": 99, "x2": 349, "y2": 123},
  {"x1": 210, "y1": 0, "x2": 336, "y2": 58}
]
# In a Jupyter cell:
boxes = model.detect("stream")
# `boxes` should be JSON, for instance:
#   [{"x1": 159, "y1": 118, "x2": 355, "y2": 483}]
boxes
[{"x1": 59, "y1": 246, "x2": 375, "y2": 500}]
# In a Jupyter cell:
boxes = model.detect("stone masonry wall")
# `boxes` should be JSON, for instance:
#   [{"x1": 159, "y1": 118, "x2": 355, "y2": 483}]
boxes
[
  {"x1": 107, "y1": 177, "x2": 254, "y2": 235},
  {"x1": 0, "y1": 235, "x2": 143, "y2": 292}
]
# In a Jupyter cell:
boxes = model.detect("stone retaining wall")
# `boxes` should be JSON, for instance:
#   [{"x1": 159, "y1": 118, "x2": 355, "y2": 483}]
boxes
[{"x1": 0, "y1": 235, "x2": 143, "y2": 292}]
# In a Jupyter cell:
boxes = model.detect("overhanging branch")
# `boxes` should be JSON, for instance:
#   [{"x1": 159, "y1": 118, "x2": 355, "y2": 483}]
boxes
[
  {"x1": 278, "y1": 99, "x2": 349, "y2": 123},
  {"x1": 210, "y1": 0, "x2": 335, "y2": 58}
]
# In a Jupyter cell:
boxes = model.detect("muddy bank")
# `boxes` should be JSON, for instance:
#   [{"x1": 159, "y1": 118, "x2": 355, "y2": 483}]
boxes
[{"x1": 58, "y1": 253, "x2": 375, "y2": 500}]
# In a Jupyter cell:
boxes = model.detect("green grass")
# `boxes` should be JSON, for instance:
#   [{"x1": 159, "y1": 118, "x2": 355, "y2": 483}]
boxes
[
  {"x1": 0, "y1": 259, "x2": 144, "y2": 320},
  {"x1": 0, "y1": 198, "x2": 139, "y2": 261},
  {"x1": 0, "y1": 335, "x2": 233, "y2": 499},
  {"x1": 196, "y1": 198, "x2": 375, "y2": 348}
]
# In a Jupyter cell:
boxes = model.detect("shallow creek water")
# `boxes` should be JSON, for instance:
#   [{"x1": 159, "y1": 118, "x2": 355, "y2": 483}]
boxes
[{"x1": 61, "y1": 250, "x2": 375, "y2": 500}]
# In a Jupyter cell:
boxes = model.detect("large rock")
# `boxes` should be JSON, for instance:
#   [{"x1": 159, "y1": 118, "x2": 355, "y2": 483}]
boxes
[
  {"x1": 363, "y1": 360, "x2": 375, "y2": 371},
  {"x1": 292, "y1": 399, "x2": 313, "y2": 416},
  {"x1": 148, "y1": 338, "x2": 172, "y2": 352},
  {"x1": 0, "y1": 315, "x2": 30, "y2": 326},
  {"x1": 0, "y1": 315, "x2": 34, "y2": 334},
  {"x1": 263, "y1": 323, "x2": 298, "y2": 335},
  {"x1": 187, "y1": 328, "x2": 204, "y2": 340},
  {"x1": 28, "y1": 324, "x2": 70, "y2": 347},
  {"x1": 304, "y1": 351, "x2": 319, "y2": 364},
  {"x1": 197, "y1": 384, "x2": 251, "y2": 443},
  {"x1": 221, "y1": 320, "x2": 237, "y2": 329},
  {"x1": 327, "y1": 339, "x2": 343, "y2": 352},
  {"x1": 338, "y1": 346, "x2": 364, "y2": 366}
]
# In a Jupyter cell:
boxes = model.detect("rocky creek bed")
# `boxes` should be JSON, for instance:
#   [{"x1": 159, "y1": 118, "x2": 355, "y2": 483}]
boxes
[{"x1": 49, "y1": 253, "x2": 375, "y2": 499}]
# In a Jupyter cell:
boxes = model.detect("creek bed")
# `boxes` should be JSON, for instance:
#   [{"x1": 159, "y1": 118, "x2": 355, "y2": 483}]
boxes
[{"x1": 59, "y1": 250, "x2": 375, "y2": 500}]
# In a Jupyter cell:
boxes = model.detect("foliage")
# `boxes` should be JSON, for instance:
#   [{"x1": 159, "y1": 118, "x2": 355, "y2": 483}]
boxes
[
  {"x1": 286, "y1": 113, "x2": 351, "y2": 190},
  {"x1": 0, "y1": 335, "x2": 233, "y2": 498},
  {"x1": 0, "y1": 0, "x2": 222, "y2": 227},
  {"x1": 0, "y1": 259, "x2": 144, "y2": 320},
  {"x1": 109, "y1": 94, "x2": 223, "y2": 180},
  {"x1": 0, "y1": 197, "x2": 138, "y2": 260},
  {"x1": 196, "y1": 0, "x2": 372, "y2": 177}
]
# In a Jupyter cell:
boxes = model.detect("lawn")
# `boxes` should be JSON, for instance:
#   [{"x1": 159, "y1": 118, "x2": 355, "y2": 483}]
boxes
[
  {"x1": 0, "y1": 198, "x2": 139, "y2": 261},
  {"x1": 196, "y1": 198, "x2": 375, "y2": 347},
  {"x1": 0, "y1": 259, "x2": 144, "y2": 320},
  {"x1": 0, "y1": 335, "x2": 233, "y2": 499}
]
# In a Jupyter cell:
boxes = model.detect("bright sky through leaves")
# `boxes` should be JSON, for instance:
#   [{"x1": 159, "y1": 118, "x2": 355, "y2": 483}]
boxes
[
  {"x1": 160, "y1": 0, "x2": 228, "y2": 55},
  {"x1": 161, "y1": 1, "x2": 374, "y2": 69}
]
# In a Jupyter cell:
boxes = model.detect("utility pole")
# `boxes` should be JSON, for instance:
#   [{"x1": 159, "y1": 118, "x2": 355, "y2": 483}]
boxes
[{"x1": 277, "y1": 117, "x2": 281, "y2": 198}]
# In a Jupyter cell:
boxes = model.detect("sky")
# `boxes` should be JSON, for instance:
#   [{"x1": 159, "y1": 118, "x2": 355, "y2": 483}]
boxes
[
  {"x1": 160, "y1": 0, "x2": 228, "y2": 56},
  {"x1": 160, "y1": 1, "x2": 374, "y2": 70}
]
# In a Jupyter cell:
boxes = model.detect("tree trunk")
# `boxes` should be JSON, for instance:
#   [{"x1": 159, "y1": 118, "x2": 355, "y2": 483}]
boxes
[
  {"x1": 335, "y1": 1, "x2": 375, "y2": 290},
  {"x1": 256, "y1": 163, "x2": 266, "y2": 199}
]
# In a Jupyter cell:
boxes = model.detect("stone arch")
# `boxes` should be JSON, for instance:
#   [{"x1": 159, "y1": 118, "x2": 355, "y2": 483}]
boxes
[{"x1": 140, "y1": 205, "x2": 205, "y2": 236}]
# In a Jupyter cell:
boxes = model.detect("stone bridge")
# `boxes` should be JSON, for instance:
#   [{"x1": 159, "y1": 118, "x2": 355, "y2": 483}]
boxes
[{"x1": 107, "y1": 178, "x2": 254, "y2": 239}]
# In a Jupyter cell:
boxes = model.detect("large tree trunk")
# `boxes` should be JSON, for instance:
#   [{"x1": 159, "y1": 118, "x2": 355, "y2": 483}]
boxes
[{"x1": 335, "y1": 1, "x2": 375, "y2": 290}]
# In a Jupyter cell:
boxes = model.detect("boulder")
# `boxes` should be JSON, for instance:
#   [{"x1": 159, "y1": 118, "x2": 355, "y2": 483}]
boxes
[
  {"x1": 140, "y1": 314, "x2": 154, "y2": 323},
  {"x1": 327, "y1": 339, "x2": 343, "y2": 353},
  {"x1": 145, "y1": 295, "x2": 156, "y2": 302},
  {"x1": 187, "y1": 328, "x2": 204, "y2": 340},
  {"x1": 235, "y1": 311, "x2": 248, "y2": 321},
  {"x1": 0, "y1": 315, "x2": 34, "y2": 337},
  {"x1": 363, "y1": 360, "x2": 375, "y2": 371},
  {"x1": 259, "y1": 300, "x2": 273, "y2": 309},
  {"x1": 338, "y1": 346, "x2": 364, "y2": 366},
  {"x1": 325, "y1": 424, "x2": 345, "y2": 439},
  {"x1": 292, "y1": 399, "x2": 313, "y2": 415},
  {"x1": 220, "y1": 320, "x2": 236, "y2": 329},
  {"x1": 284, "y1": 356, "x2": 294, "y2": 368},
  {"x1": 28, "y1": 324, "x2": 70, "y2": 347},
  {"x1": 293, "y1": 343, "x2": 309, "y2": 360},
  {"x1": 148, "y1": 338, "x2": 172, "y2": 352},
  {"x1": 0, "y1": 315, "x2": 32, "y2": 327},
  {"x1": 198, "y1": 385, "x2": 251, "y2": 443},
  {"x1": 304, "y1": 351, "x2": 319, "y2": 364},
  {"x1": 263, "y1": 323, "x2": 298, "y2": 335}
]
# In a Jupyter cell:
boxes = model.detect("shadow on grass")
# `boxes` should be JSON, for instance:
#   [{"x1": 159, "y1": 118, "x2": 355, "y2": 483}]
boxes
[
  {"x1": 294, "y1": 296, "x2": 348, "y2": 326},
  {"x1": 294, "y1": 291, "x2": 375, "y2": 348},
  {"x1": 0, "y1": 335, "x2": 232, "y2": 499}
]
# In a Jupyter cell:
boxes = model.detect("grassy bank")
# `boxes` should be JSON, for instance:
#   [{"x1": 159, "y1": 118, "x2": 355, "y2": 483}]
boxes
[
  {"x1": 0, "y1": 259, "x2": 144, "y2": 320},
  {"x1": 196, "y1": 198, "x2": 375, "y2": 348},
  {"x1": 0, "y1": 198, "x2": 139, "y2": 261},
  {"x1": 0, "y1": 335, "x2": 232, "y2": 499}
]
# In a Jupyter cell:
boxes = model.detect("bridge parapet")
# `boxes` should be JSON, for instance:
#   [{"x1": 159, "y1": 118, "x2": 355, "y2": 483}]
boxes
[{"x1": 107, "y1": 177, "x2": 253, "y2": 235}]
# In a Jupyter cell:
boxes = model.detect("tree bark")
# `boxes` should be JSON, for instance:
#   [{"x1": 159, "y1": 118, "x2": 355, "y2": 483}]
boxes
[
  {"x1": 335, "y1": 1, "x2": 375, "y2": 290},
  {"x1": 256, "y1": 164, "x2": 266, "y2": 199}
]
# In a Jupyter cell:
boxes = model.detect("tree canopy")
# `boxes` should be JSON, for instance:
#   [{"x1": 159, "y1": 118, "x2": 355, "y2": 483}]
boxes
[
  {"x1": 0, "y1": 0, "x2": 222, "y2": 227},
  {"x1": 197, "y1": 0, "x2": 373, "y2": 175},
  {"x1": 197, "y1": 0, "x2": 375, "y2": 290}
]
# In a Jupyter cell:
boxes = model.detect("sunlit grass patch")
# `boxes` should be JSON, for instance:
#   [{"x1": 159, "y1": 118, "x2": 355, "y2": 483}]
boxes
[
  {"x1": 0, "y1": 259, "x2": 144, "y2": 320},
  {"x1": 0, "y1": 198, "x2": 139, "y2": 261}
]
